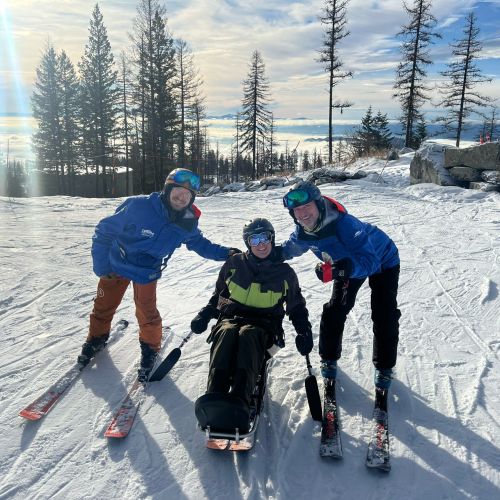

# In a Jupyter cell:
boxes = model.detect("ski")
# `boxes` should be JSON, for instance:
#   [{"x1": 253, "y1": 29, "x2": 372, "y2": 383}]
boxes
[
  {"x1": 104, "y1": 377, "x2": 145, "y2": 438},
  {"x1": 19, "y1": 319, "x2": 129, "y2": 421},
  {"x1": 104, "y1": 328, "x2": 171, "y2": 439},
  {"x1": 320, "y1": 378, "x2": 343, "y2": 458},
  {"x1": 366, "y1": 388, "x2": 391, "y2": 472}
]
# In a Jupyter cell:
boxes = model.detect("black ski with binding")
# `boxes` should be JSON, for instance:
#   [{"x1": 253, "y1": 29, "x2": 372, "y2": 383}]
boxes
[
  {"x1": 366, "y1": 388, "x2": 391, "y2": 471},
  {"x1": 320, "y1": 378, "x2": 342, "y2": 458}
]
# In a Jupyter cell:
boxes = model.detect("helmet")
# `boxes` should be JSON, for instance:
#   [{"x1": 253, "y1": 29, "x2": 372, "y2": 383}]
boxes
[
  {"x1": 164, "y1": 168, "x2": 200, "y2": 193},
  {"x1": 282, "y1": 180, "x2": 321, "y2": 210},
  {"x1": 242, "y1": 218, "x2": 275, "y2": 249}
]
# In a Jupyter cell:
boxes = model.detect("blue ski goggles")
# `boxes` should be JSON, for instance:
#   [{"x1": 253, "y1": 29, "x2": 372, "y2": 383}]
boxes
[
  {"x1": 169, "y1": 170, "x2": 201, "y2": 192},
  {"x1": 283, "y1": 189, "x2": 315, "y2": 209},
  {"x1": 247, "y1": 232, "x2": 272, "y2": 247}
]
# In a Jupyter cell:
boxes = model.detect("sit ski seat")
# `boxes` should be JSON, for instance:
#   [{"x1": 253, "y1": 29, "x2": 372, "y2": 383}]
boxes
[{"x1": 195, "y1": 392, "x2": 251, "y2": 434}]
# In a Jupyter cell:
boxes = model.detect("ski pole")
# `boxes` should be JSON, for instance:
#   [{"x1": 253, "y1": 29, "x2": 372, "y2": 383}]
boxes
[
  {"x1": 149, "y1": 331, "x2": 195, "y2": 382},
  {"x1": 304, "y1": 354, "x2": 322, "y2": 421}
]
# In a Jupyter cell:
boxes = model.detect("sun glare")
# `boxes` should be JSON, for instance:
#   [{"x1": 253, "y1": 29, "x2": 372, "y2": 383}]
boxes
[{"x1": 1, "y1": 3, "x2": 37, "y2": 195}]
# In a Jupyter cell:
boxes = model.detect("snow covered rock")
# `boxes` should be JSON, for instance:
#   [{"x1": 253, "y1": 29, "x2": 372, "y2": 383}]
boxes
[
  {"x1": 410, "y1": 142, "x2": 459, "y2": 186},
  {"x1": 444, "y1": 142, "x2": 500, "y2": 171}
]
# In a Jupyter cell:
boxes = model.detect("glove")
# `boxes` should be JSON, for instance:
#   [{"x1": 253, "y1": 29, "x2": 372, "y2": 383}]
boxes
[
  {"x1": 315, "y1": 257, "x2": 352, "y2": 282},
  {"x1": 190, "y1": 304, "x2": 218, "y2": 334},
  {"x1": 295, "y1": 329, "x2": 313, "y2": 356},
  {"x1": 228, "y1": 247, "x2": 242, "y2": 257},
  {"x1": 190, "y1": 314, "x2": 210, "y2": 334}
]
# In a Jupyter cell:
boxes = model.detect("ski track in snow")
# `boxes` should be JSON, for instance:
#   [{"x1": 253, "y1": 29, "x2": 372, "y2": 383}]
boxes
[{"x1": 1, "y1": 158, "x2": 499, "y2": 499}]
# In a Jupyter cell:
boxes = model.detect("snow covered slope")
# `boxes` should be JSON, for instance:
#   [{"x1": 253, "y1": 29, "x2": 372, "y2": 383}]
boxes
[{"x1": 1, "y1": 155, "x2": 499, "y2": 499}]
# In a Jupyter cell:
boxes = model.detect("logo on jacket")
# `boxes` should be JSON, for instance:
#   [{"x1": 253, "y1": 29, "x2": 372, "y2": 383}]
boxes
[{"x1": 141, "y1": 229, "x2": 155, "y2": 238}]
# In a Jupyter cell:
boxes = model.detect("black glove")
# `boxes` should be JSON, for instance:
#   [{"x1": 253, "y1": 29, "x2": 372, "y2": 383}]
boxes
[
  {"x1": 315, "y1": 258, "x2": 352, "y2": 282},
  {"x1": 295, "y1": 329, "x2": 313, "y2": 356},
  {"x1": 190, "y1": 314, "x2": 210, "y2": 334},
  {"x1": 228, "y1": 247, "x2": 242, "y2": 257},
  {"x1": 190, "y1": 305, "x2": 218, "y2": 334}
]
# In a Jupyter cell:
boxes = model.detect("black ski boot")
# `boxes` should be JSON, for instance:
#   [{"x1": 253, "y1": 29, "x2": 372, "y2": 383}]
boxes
[
  {"x1": 138, "y1": 341, "x2": 158, "y2": 383},
  {"x1": 77, "y1": 334, "x2": 109, "y2": 367}
]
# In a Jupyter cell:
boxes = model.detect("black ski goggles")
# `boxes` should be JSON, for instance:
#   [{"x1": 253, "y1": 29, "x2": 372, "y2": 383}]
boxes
[
  {"x1": 247, "y1": 232, "x2": 272, "y2": 246},
  {"x1": 170, "y1": 170, "x2": 201, "y2": 192},
  {"x1": 283, "y1": 189, "x2": 315, "y2": 209}
]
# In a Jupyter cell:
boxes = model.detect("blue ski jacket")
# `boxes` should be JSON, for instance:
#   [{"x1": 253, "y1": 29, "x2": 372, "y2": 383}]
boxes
[
  {"x1": 281, "y1": 196, "x2": 399, "y2": 279},
  {"x1": 91, "y1": 192, "x2": 230, "y2": 284}
]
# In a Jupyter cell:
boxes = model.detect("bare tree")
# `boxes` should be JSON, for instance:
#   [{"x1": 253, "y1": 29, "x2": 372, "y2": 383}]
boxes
[
  {"x1": 240, "y1": 51, "x2": 272, "y2": 180},
  {"x1": 435, "y1": 12, "x2": 493, "y2": 147},
  {"x1": 318, "y1": 0, "x2": 353, "y2": 163},
  {"x1": 393, "y1": 0, "x2": 441, "y2": 149}
]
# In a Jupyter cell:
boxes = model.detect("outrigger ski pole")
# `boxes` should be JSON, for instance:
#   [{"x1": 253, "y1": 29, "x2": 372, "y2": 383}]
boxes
[
  {"x1": 149, "y1": 331, "x2": 195, "y2": 382},
  {"x1": 305, "y1": 354, "x2": 322, "y2": 421}
]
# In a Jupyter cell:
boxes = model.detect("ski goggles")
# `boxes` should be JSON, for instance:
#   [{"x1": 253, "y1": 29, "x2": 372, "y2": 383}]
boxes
[
  {"x1": 169, "y1": 170, "x2": 201, "y2": 192},
  {"x1": 283, "y1": 189, "x2": 315, "y2": 209},
  {"x1": 247, "y1": 232, "x2": 272, "y2": 246}
]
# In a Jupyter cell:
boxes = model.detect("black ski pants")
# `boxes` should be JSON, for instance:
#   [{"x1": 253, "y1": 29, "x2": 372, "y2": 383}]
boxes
[
  {"x1": 319, "y1": 265, "x2": 401, "y2": 370},
  {"x1": 207, "y1": 319, "x2": 269, "y2": 406}
]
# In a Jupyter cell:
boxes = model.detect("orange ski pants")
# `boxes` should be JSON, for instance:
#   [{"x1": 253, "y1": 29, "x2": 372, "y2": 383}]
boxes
[{"x1": 87, "y1": 277, "x2": 162, "y2": 351}]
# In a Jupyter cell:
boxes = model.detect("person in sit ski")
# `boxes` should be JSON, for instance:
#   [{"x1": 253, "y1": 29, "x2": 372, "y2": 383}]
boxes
[
  {"x1": 78, "y1": 168, "x2": 240, "y2": 382},
  {"x1": 281, "y1": 181, "x2": 401, "y2": 392},
  {"x1": 190, "y1": 218, "x2": 313, "y2": 421}
]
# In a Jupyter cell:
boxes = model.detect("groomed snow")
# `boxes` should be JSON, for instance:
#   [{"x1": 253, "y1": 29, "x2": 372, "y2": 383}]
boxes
[{"x1": 1, "y1": 154, "x2": 499, "y2": 499}]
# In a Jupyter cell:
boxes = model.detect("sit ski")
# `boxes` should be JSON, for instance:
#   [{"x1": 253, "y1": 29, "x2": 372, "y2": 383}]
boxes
[{"x1": 195, "y1": 357, "x2": 273, "y2": 451}]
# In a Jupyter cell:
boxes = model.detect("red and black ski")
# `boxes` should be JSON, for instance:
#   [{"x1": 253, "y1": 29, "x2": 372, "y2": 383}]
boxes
[{"x1": 19, "y1": 319, "x2": 129, "y2": 421}]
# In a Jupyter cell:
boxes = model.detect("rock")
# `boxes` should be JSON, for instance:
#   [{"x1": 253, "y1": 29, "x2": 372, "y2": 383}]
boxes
[
  {"x1": 410, "y1": 142, "x2": 460, "y2": 186},
  {"x1": 399, "y1": 147, "x2": 414, "y2": 154},
  {"x1": 469, "y1": 182, "x2": 500, "y2": 192},
  {"x1": 222, "y1": 182, "x2": 246, "y2": 192},
  {"x1": 448, "y1": 166, "x2": 482, "y2": 182},
  {"x1": 386, "y1": 149, "x2": 399, "y2": 161},
  {"x1": 444, "y1": 142, "x2": 500, "y2": 170},
  {"x1": 481, "y1": 170, "x2": 500, "y2": 184},
  {"x1": 259, "y1": 176, "x2": 287, "y2": 187}
]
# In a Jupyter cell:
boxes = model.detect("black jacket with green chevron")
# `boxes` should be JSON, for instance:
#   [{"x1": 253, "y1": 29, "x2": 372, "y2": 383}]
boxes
[{"x1": 203, "y1": 250, "x2": 312, "y2": 340}]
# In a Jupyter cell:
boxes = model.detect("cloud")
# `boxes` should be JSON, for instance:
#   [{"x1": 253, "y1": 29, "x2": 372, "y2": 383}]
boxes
[{"x1": 1, "y1": 0, "x2": 498, "y2": 123}]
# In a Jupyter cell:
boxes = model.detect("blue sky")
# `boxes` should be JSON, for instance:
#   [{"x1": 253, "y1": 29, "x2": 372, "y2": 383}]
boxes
[{"x1": 0, "y1": 0, "x2": 499, "y2": 139}]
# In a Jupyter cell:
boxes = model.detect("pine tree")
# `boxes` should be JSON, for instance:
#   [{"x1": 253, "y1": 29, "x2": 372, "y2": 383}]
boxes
[
  {"x1": 176, "y1": 39, "x2": 204, "y2": 170},
  {"x1": 435, "y1": 12, "x2": 493, "y2": 147},
  {"x1": 318, "y1": 0, "x2": 353, "y2": 163},
  {"x1": 189, "y1": 96, "x2": 207, "y2": 183},
  {"x1": 351, "y1": 107, "x2": 392, "y2": 155},
  {"x1": 58, "y1": 51, "x2": 80, "y2": 194},
  {"x1": 393, "y1": 0, "x2": 441, "y2": 149},
  {"x1": 302, "y1": 150, "x2": 312, "y2": 171},
  {"x1": 233, "y1": 112, "x2": 242, "y2": 181},
  {"x1": 267, "y1": 114, "x2": 279, "y2": 175},
  {"x1": 484, "y1": 107, "x2": 498, "y2": 141},
  {"x1": 351, "y1": 106, "x2": 375, "y2": 156},
  {"x1": 119, "y1": 51, "x2": 133, "y2": 195},
  {"x1": 32, "y1": 43, "x2": 64, "y2": 191},
  {"x1": 130, "y1": 0, "x2": 177, "y2": 191},
  {"x1": 240, "y1": 51, "x2": 272, "y2": 180},
  {"x1": 373, "y1": 111, "x2": 393, "y2": 150},
  {"x1": 414, "y1": 118, "x2": 427, "y2": 147},
  {"x1": 79, "y1": 3, "x2": 119, "y2": 197}
]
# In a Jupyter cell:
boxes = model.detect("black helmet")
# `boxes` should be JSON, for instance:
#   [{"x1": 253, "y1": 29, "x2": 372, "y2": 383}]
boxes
[
  {"x1": 282, "y1": 180, "x2": 321, "y2": 210},
  {"x1": 242, "y1": 218, "x2": 275, "y2": 249}
]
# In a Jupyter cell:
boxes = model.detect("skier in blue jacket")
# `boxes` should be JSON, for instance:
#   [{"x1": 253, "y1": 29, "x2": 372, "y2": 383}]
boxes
[
  {"x1": 78, "y1": 168, "x2": 240, "y2": 382},
  {"x1": 281, "y1": 181, "x2": 401, "y2": 390}
]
